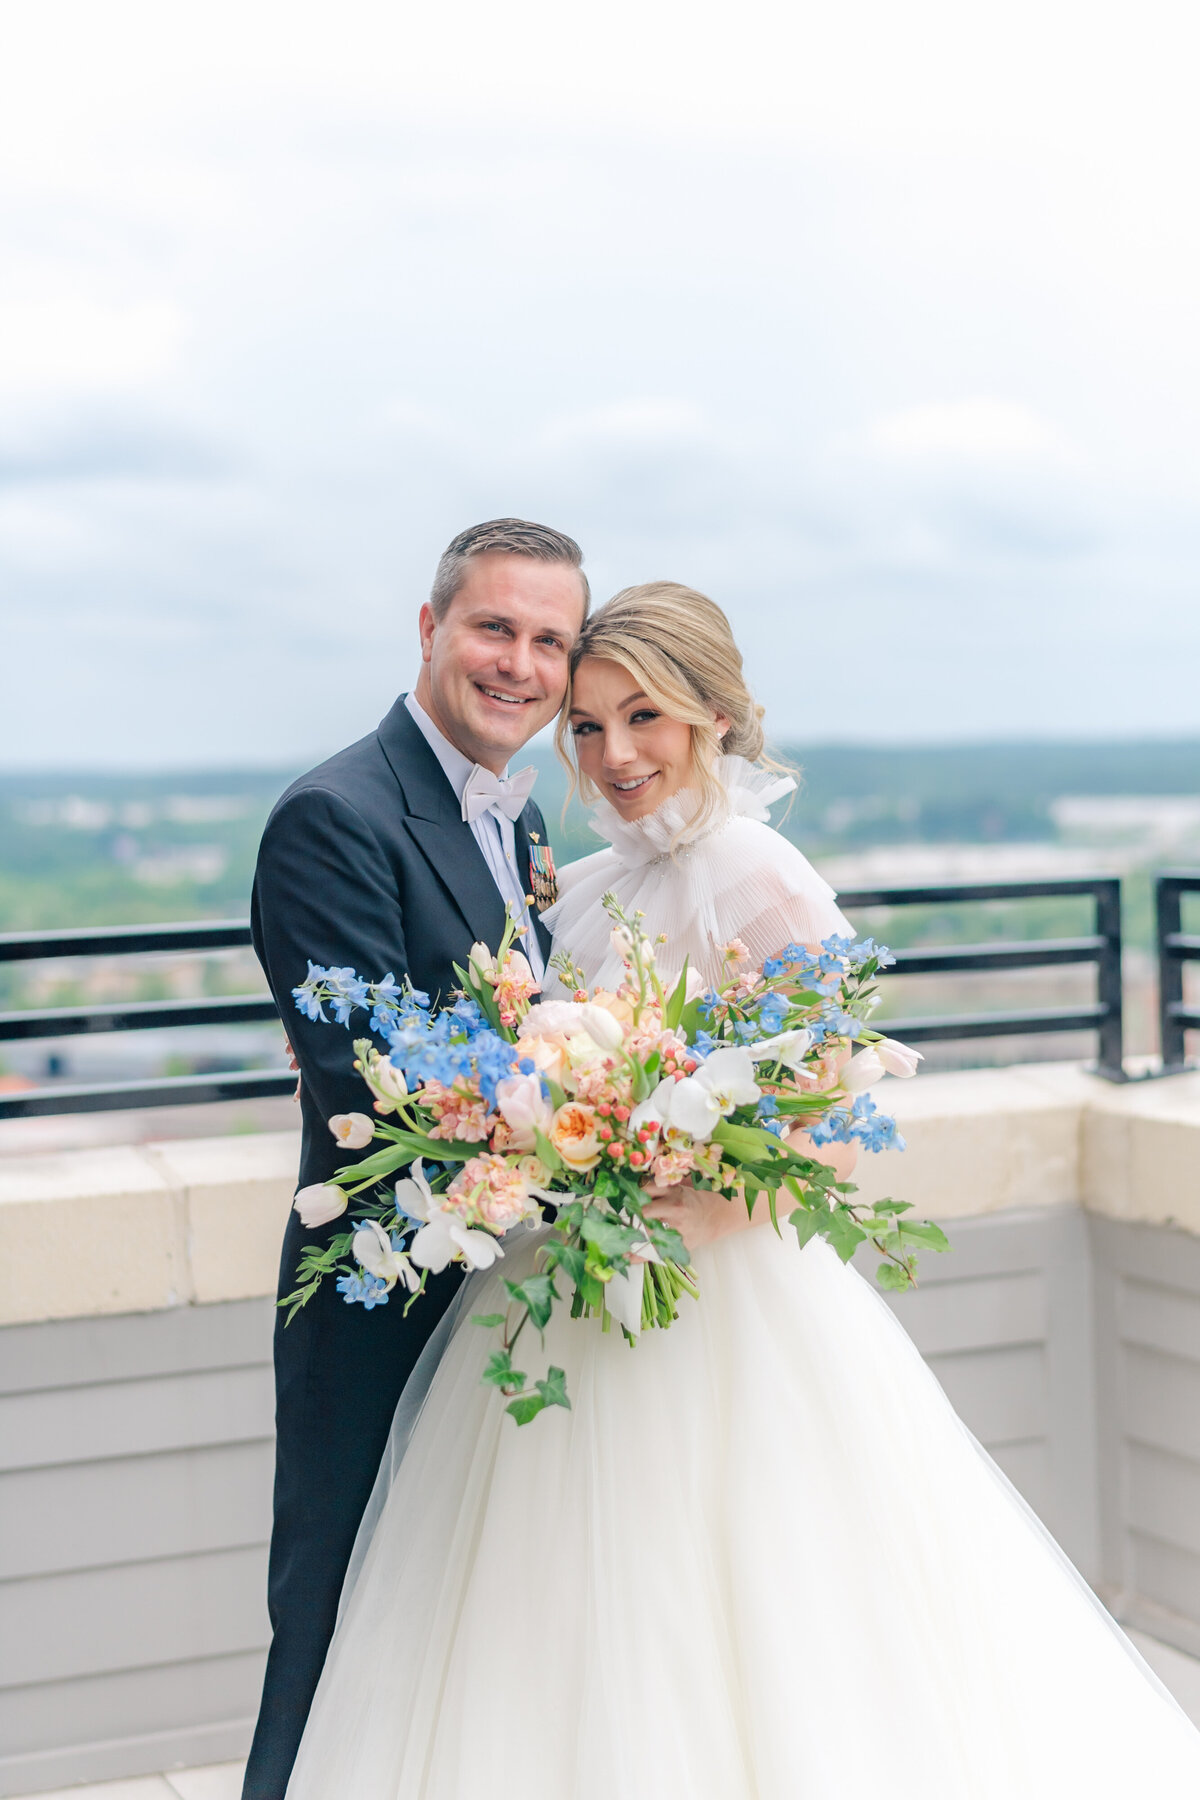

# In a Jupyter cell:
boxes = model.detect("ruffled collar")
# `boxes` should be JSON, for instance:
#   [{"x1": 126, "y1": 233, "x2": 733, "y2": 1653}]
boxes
[{"x1": 586, "y1": 754, "x2": 796, "y2": 869}]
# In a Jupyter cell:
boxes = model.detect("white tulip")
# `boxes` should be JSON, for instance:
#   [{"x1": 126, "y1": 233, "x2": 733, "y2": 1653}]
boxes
[
  {"x1": 328, "y1": 1111, "x2": 375, "y2": 1149},
  {"x1": 293, "y1": 1183, "x2": 348, "y2": 1228},
  {"x1": 352, "y1": 1218, "x2": 421, "y2": 1293},
  {"x1": 876, "y1": 1037, "x2": 923, "y2": 1078},
  {"x1": 841, "y1": 1047, "x2": 885, "y2": 1093},
  {"x1": 576, "y1": 1004, "x2": 625, "y2": 1052},
  {"x1": 469, "y1": 941, "x2": 498, "y2": 984}
]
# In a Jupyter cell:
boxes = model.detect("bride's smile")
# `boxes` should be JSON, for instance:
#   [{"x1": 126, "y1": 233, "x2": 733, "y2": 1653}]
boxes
[{"x1": 568, "y1": 654, "x2": 729, "y2": 820}]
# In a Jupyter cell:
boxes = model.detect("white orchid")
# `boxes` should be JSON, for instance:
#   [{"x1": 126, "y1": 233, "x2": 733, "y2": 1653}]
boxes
[
  {"x1": 292, "y1": 1183, "x2": 348, "y2": 1228},
  {"x1": 637, "y1": 1046, "x2": 762, "y2": 1145},
  {"x1": 327, "y1": 1111, "x2": 374, "y2": 1149},
  {"x1": 410, "y1": 1210, "x2": 506, "y2": 1275},
  {"x1": 396, "y1": 1159, "x2": 506, "y2": 1274},
  {"x1": 352, "y1": 1218, "x2": 421, "y2": 1293},
  {"x1": 745, "y1": 1028, "x2": 814, "y2": 1073}
]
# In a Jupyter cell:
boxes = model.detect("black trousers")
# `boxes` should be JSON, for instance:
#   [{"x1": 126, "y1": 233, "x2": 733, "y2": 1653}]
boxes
[{"x1": 241, "y1": 1212, "x2": 464, "y2": 1800}]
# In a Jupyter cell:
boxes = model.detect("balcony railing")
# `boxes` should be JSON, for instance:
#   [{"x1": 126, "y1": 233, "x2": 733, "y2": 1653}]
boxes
[
  {"x1": 839, "y1": 877, "x2": 1124, "y2": 1080},
  {"x1": 1156, "y1": 872, "x2": 1200, "y2": 1074},
  {"x1": 0, "y1": 921, "x2": 294, "y2": 1119},
  {"x1": 0, "y1": 873, "x2": 1150, "y2": 1120}
]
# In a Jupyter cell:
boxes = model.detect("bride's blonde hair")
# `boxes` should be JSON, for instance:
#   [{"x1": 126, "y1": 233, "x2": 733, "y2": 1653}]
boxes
[{"x1": 555, "y1": 580, "x2": 794, "y2": 835}]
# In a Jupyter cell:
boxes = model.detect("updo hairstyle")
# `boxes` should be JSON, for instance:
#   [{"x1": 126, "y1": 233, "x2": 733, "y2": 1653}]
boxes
[{"x1": 555, "y1": 580, "x2": 791, "y2": 836}]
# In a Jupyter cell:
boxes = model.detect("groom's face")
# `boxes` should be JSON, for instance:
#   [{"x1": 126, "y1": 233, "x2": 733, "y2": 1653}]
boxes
[{"x1": 416, "y1": 552, "x2": 585, "y2": 771}]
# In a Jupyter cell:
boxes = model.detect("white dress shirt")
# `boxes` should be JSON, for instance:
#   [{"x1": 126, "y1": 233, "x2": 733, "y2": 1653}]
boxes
[{"x1": 404, "y1": 692, "x2": 546, "y2": 982}]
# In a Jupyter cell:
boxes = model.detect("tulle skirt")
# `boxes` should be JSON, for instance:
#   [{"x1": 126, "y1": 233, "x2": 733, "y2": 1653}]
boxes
[{"x1": 285, "y1": 1227, "x2": 1200, "y2": 1798}]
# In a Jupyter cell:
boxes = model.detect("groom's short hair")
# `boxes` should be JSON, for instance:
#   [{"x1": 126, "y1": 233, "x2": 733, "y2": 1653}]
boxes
[{"x1": 430, "y1": 518, "x2": 590, "y2": 623}]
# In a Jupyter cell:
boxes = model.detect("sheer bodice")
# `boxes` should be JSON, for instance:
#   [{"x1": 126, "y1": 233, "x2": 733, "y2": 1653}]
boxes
[{"x1": 541, "y1": 755, "x2": 852, "y2": 991}]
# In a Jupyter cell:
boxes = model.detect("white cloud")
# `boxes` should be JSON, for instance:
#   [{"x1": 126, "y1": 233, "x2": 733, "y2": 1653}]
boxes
[
  {"x1": 860, "y1": 399, "x2": 1072, "y2": 465},
  {"x1": 0, "y1": 296, "x2": 186, "y2": 396}
]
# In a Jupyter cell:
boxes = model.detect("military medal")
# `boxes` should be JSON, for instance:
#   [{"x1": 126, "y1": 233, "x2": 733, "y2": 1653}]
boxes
[{"x1": 528, "y1": 834, "x2": 559, "y2": 909}]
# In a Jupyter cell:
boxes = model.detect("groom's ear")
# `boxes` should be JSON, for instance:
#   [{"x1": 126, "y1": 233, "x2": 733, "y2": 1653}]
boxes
[{"x1": 417, "y1": 602, "x2": 436, "y2": 664}]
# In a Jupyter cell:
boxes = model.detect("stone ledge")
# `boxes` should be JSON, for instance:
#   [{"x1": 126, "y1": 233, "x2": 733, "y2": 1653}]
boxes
[
  {"x1": 0, "y1": 1133, "x2": 299, "y2": 1327},
  {"x1": 2, "y1": 1066, "x2": 1200, "y2": 1326}
]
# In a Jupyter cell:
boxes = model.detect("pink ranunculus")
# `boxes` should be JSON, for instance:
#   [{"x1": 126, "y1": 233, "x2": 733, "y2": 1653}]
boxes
[
  {"x1": 494, "y1": 1070, "x2": 554, "y2": 1152},
  {"x1": 448, "y1": 1153, "x2": 536, "y2": 1232}
]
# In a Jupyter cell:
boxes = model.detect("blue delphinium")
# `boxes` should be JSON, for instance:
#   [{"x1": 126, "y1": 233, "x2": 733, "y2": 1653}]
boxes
[
  {"x1": 293, "y1": 961, "x2": 330, "y2": 1022},
  {"x1": 368, "y1": 973, "x2": 406, "y2": 1037},
  {"x1": 336, "y1": 1271, "x2": 390, "y2": 1308},
  {"x1": 321, "y1": 966, "x2": 371, "y2": 1027},
  {"x1": 808, "y1": 1093, "x2": 905, "y2": 1154},
  {"x1": 755, "y1": 991, "x2": 790, "y2": 1035},
  {"x1": 848, "y1": 937, "x2": 896, "y2": 972}
]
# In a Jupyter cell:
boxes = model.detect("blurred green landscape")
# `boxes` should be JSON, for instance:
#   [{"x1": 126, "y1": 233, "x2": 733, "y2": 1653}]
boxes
[{"x1": 1, "y1": 739, "x2": 1198, "y2": 1086}]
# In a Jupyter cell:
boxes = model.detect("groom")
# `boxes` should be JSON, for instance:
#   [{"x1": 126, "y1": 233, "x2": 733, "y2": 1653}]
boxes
[{"x1": 244, "y1": 518, "x2": 589, "y2": 1799}]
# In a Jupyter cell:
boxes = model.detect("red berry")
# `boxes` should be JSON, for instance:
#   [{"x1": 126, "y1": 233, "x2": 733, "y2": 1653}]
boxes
[
  {"x1": 613, "y1": 1104, "x2": 631, "y2": 1122},
  {"x1": 597, "y1": 1123, "x2": 613, "y2": 1141}
]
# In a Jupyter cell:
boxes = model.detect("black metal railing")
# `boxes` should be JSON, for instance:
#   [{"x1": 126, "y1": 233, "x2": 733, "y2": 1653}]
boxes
[
  {"x1": 1156, "y1": 872, "x2": 1200, "y2": 1075},
  {"x1": 0, "y1": 921, "x2": 294, "y2": 1120},
  {"x1": 839, "y1": 877, "x2": 1125, "y2": 1081},
  {"x1": 0, "y1": 876, "x2": 1134, "y2": 1120}
]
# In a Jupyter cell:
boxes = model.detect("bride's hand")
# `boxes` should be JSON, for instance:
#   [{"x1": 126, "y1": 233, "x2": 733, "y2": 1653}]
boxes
[{"x1": 642, "y1": 1183, "x2": 746, "y2": 1253}]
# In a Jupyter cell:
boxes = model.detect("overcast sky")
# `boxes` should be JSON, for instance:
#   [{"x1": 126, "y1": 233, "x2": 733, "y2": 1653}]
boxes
[{"x1": 2, "y1": 0, "x2": 1199, "y2": 767}]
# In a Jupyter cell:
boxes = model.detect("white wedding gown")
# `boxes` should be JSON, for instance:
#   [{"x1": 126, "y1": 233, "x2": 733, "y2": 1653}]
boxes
[{"x1": 285, "y1": 760, "x2": 1200, "y2": 1798}]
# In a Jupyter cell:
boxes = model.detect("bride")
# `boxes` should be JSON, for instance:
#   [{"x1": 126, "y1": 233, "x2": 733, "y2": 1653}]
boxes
[{"x1": 285, "y1": 583, "x2": 1200, "y2": 1797}]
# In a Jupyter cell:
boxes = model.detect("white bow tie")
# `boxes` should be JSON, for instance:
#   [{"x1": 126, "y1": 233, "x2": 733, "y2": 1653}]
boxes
[{"x1": 461, "y1": 763, "x2": 538, "y2": 825}]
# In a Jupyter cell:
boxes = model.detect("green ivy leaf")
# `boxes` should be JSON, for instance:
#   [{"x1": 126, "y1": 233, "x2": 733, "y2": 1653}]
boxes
[
  {"x1": 580, "y1": 1212, "x2": 643, "y2": 1259},
  {"x1": 503, "y1": 1271, "x2": 558, "y2": 1331},
  {"x1": 534, "y1": 1365, "x2": 571, "y2": 1411},
  {"x1": 826, "y1": 1208, "x2": 866, "y2": 1262},
  {"x1": 506, "y1": 1392, "x2": 547, "y2": 1426},
  {"x1": 549, "y1": 1242, "x2": 587, "y2": 1286},
  {"x1": 471, "y1": 1312, "x2": 506, "y2": 1329},
  {"x1": 876, "y1": 1261, "x2": 913, "y2": 1291},
  {"x1": 482, "y1": 1350, "x2": 526, "y2": 1389},
  {"x1": 898, "y1": 1220, "x2": 951, "y2": 1252}
]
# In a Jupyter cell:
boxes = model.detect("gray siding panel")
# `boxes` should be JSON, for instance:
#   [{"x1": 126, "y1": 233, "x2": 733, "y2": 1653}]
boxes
[
  {"x1": 0, "y1": 1298, "x2": 274, "y2": 1795},
  {"x1": 3, "y1": 1213, "x2": 1200, "y2": 1791},
  {"x1": 0, "y1": 1362, "x2": 274, "y2": 1473},
  {"x1": 0, "y1": 1441, "x2": 274, "y2": 1581},
  {"x1": 1089, "y1": 1214, "x2": 1200, "y2": 1657},
  {"x1": 0, "y1": 1299, "x2": 276, "y2": 1396},
  {"x1": 0, "y1": 1545, "x2": 269, "y2": 1689}
]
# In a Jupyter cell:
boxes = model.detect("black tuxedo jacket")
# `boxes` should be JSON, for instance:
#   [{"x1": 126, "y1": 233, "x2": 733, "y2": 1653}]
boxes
[
  {"x1": 242, "y1": 695, "x2": 553, "y2": 1800},
  {"x1": 251, "y1": 694, "x2": 553, "y2": 1189}
]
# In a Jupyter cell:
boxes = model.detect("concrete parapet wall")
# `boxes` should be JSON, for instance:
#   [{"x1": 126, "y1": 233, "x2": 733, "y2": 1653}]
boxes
[
  {"x1": 1, "y1": 1064, "x2": 1199, "y2": 1793},
  {"x1": 3, "y1": 1064, "x2": 1200, "y2": 1328}
]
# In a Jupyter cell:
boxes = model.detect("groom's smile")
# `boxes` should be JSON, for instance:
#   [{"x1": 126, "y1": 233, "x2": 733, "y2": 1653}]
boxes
[{"x1": 416, "y1": 551, "x2": 587, "y2": 772}]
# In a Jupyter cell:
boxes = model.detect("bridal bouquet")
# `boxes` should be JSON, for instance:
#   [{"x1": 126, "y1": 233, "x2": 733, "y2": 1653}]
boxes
[{"x1": 283, "y1": 900, "x2": 946, "y2": 1424}]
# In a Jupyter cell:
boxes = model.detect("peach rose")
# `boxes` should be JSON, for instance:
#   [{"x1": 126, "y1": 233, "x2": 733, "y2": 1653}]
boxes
[{"x1": 549, "y1": 1100, "x2": 602, "y2": 1172}]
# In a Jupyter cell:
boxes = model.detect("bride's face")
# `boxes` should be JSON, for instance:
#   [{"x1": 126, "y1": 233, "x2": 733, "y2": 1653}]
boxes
[{"x1": 569, "y1": 656, "x2": 701, "y2": 819}]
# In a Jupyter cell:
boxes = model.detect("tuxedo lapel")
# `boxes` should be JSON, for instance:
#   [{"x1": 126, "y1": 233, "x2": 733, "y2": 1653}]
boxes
[{"x1": 376, "y1": 699, "x2": 508, "y2": 951}]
